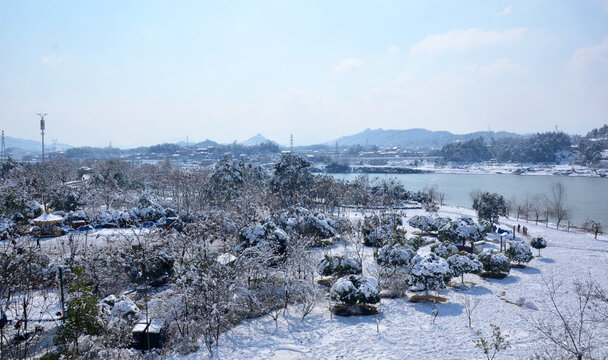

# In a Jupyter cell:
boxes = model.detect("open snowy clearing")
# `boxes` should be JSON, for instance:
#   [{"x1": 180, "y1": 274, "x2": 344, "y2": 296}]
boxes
[{"x1": 175, "y1": 206, "x2": 608, "y2": 360}]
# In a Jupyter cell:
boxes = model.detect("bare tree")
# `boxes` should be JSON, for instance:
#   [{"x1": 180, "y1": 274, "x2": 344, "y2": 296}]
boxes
[
  {"x1": 548, "y1": 182, "x2": 570, "y2": 230},
  {"x1": 527, "y1": 276, "x2": 607, "y2": 360},
  {"x1": 462, "y1": 294, "x2": 480, "y2": 328}
]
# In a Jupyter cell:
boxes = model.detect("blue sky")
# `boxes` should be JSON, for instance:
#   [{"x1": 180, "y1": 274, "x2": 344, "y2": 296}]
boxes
[{"x1": 1, "y1": 0, "x2": 607, "y2": 147}]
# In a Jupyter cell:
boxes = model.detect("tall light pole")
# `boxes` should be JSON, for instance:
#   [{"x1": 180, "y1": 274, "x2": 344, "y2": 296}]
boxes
[{"x1": 37, "y1": 113, "x2": 47, "y2": 162}]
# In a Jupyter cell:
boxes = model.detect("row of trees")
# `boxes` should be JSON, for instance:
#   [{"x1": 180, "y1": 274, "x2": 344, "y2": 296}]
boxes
[{"x1": 437, "y1": 131, "x2": 576, "y2": 164}]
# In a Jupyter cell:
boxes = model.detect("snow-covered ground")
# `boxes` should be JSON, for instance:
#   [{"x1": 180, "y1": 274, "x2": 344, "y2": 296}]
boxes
[{"x1": 176, "y1": 206, "x2": 608, "y2": 360}]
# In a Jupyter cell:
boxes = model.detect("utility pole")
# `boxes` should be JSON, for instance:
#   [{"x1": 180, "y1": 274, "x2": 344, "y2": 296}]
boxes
[
  {"x1": 37, "y1": 113, "x2": 47, "y2": 162},
  {"x1": 0, "y1": 130, "x2": 7, "y2": 163},
  {"x1": 290, "y1": 134, "x2": 294, "y2": 152}
]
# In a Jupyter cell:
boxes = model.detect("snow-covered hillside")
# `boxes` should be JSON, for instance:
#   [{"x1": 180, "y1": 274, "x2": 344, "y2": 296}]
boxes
[{"x1": 176, "y1": 206, "x2": 608, "y2": 360}]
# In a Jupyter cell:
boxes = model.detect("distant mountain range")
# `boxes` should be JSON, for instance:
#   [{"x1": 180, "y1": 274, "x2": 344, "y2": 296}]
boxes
[
  {"x1": 328, "y1": 128, "x2": 524, "y2": 149},
  {"x1": 3, "y1": 129, "x2": 526, "y2": 157},
  {"x1": 4, "y1": 136, "x2": 72, "y2": 152}
]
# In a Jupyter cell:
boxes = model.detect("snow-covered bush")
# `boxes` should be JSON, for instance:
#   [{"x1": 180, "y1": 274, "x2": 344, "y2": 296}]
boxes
[
  {"x1": 330, "y1": 275, "x2": 380, "y2": 305},
  {"x1": 447, "y1": 252, "x2": 483, "y2": 284},
  {"x1": 317, "y1": 255, "x2": 362, "y2": 277},
  {"x1": 0, "y1": 217, "x2": 15, "y2": 240},
  {"x1": 478, "y1": 250, "x2": 511, "y2": 276},
  {"x1": 406, "y1": 235, "x2": 426, "y2": 251},
  {"x1": 126, "y1": 247, "x2": 174, "y2": 287},
  {"x1": 530, "y1": 237, "x2": 547, "y2": 256},
  {"x1": 375, "y1": 244, "x2": 416, "y2": 269},
  {"x1": 64, "y1": 210, "x2": 90, "y2": 224},
  {"x1": 431, "y1": 243, "x2": 459, "y2": 258},
  {"x1": 236, "y1": 221, "x2": 290, "y2": 255},
  {"x1": 408, "y1": 253, "x2": 452, "y2": 299},
  {"x1": 505, "y1": 241, "x2": 534, "y2": 266},
  {"x1": 360, "y1": 213, "x2": 404, "y2": 247},
  {"x1": 438, "y1": 217, "x2": 489, "y2": 246},
  {"x1": 101, "y1": 295, "x2": 139, "y2": 322},
  {"x1": 408, "y1": 215, "x2": 449, "y2": 233},
  {"x1": 272, "y1": 207, "x2": 337, "y2": 239},
  {"x1": 270, "y1": 153, "x2": 313, "y2": 206}
]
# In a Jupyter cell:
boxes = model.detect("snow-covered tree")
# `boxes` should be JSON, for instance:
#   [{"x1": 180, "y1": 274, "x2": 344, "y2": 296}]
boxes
[
  {"x1": 375, "y1": 244, "x2": 416, "y2": 269},
  {"x1": 360, "y1": 213, "x2": 404, "y2": 247},
  {"x1": 271, "y1": 207, "x2": 337, "y2": 239},
  {"x1": 408, "y1": 253, "x2": 452, "y2": 300},
  {"x1": 438, "y1": 217, "x2": 489, "y2": 248},
  {"x1": 530, "y1": 237, "x2": 547, "y2": 256},
  {"x1": 431, "y1": 243, "x2": 459, "y2": 258},
  {"x1": 269, "y1": 153, "x2": 313, "y2": 207},
  {"x1": 505, "y1": 241, "x2": 534, "y2": 266},
  {"x1": 237, "y1": 221, "x2": 290, "y2": 256},
  {"x1": 317, "y1": 255, "x2": 362, "y2": 277},
  {"x1": 472, "y1": 192, "x2": 507, "y2": 227},
  {"x1": 447, "y1": 252, "x2": 483, "y2": 284},
  {"x1": 478, "y1": 250, "x2": 511, "y2": 277},
  {"x1": 408, "y1": 215, "x2": 449, "y2": 233},
  {"x1": 330, "y1": 275, "x2": 380, "y2": 305}
]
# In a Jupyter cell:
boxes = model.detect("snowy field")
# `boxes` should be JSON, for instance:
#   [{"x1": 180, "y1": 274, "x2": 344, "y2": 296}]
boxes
[{"x1": 176, "y1": 206, "x2": 608, "y2": 360}]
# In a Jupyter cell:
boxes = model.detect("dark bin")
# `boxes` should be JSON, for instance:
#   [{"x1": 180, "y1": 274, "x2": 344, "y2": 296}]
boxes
[{"x1": 132, "y1": 319, "x2": 164, "y2": 350}]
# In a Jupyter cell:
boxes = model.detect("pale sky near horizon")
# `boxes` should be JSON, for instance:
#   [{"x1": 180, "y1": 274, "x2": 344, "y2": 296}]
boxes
[{"x1": 1, "y1": 0, "x2": 608, "y2": 148}]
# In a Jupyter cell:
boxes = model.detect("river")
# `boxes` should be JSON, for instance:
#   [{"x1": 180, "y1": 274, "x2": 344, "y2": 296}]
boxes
[{"x1": 329, "y1": 173, "x2": 608, "y2": 227}]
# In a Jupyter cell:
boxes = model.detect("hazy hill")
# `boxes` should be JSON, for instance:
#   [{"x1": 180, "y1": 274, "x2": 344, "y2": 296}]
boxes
[
  {"x1": 329, "y1": 128, "x2": 523, "y2": 149},
  {"x1": 241, "y1": 134, "x2": 270, "y2": 146},
  {"x1": 5, "y1": 136, "x2": 72, "y2": 152}
]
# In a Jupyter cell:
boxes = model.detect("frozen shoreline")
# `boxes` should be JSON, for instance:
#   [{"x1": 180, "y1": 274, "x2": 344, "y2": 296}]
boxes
[{"x1": 341, "y1": 163, "x2": 608, "y2": 177}]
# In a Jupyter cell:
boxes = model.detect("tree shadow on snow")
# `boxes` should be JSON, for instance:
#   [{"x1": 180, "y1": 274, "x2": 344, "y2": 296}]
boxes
[
  {"x1": 332, "y1": 313, "x2": 377, "y2": 326},
  {"x1": 411, "y1": 301, "x2": 464, "y2": 317},
  {"x1": 511, "y1": 266, "x2": 541, "y2": 275},
  {"x1": 483, "y1": 275, "x2": 519, "y2": 285},
  {"x1": 457, "y1": 285, "x2": 492, "y2": 296},
  {"x1": 537, "y1": 258, "x2": 555, "y2": 263}
]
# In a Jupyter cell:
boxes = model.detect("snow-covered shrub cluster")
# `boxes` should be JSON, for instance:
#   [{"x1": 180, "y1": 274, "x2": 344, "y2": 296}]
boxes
[
  {"x1": 408, "y1": 253, "x2": 452, "y2": 297},
  {"x1": 271, "y1": 207, "x2": 337, "y2": 239},
  {"x1": 63, "y1": 210, "x2": 90, "y2": 224},
  {"x1": 447, "y1": 252, "x2": 483, "y2": 283},
  {"x1": 124, "y1": 246, "x2": 175, "y2": 287},
  {"x1": 438, "y1": 216, "x2": 489, "y2": 246},
  {"x1": 360, "y1": 213, "x2": 404, "y2": 247},
  {"x1": 318, "y1": 255, "x2": 362, "y2": 277},
  {"x1": 90, "y1": 204, "x2": 177, "y2": 228},
  {"x1": 505, "y1": 241, "x2": 534, "y2": 266},
  {"x1": 408, "y1": 215, "x2": 449, "y2": 233},
  {"x1": 206, "y1": 158, "x2": 265, "y2": 204},
  {"x1": 431, "y1": 243, "x2": 459, "y2": 258},
  {"x1": 330, "y1": 275, "x2": 380, "y2": 305},
  {"x1": 100, "y1": 294, "x2": 140, "y2": 322},
  {"x1": 375, "y1": 244, "x2": 416, "y2": 269},
  {"x1": 0, "y1": 217, "x2": 15, "y2": 239},
  {"x1": 478, "y1": 250, "x2": 511, "y2": 276},
  {"x1": 237, "y1": 221, "x2": 290, "y2": 255}
]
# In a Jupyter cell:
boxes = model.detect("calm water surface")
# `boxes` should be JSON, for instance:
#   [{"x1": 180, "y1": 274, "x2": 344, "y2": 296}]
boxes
[{"x1": 330, "y1": 173, "x2": 608, "y2": 227}]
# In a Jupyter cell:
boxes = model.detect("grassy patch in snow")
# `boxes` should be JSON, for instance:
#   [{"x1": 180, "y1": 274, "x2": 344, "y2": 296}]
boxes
[
  {"x1": 331, "y1": 304, "x2": 379, "y2": 316},
  {"x1": 408, "y1": 294, "x2": 448, "y2": 303}
]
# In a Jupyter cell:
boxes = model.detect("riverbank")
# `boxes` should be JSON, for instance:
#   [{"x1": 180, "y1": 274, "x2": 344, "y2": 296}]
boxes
[{"x1": 314, "y1": 163, "x2": 608, "y2": 177}]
